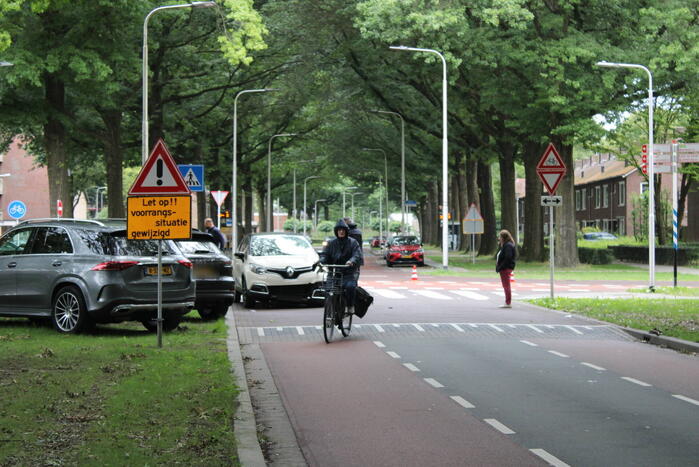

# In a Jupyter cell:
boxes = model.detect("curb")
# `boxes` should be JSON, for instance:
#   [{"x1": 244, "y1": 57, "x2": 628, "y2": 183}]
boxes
[
  {"x1": 618, "y1": 326, "x2": 699, "y2": 355},
  {"x1": 226, "y1": 311, "x2": 267, "y2": 467}
]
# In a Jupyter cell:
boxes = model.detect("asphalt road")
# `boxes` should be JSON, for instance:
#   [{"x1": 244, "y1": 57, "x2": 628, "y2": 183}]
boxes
[{"x1": 234, "y1": 250, "x2": 699, "y2": 466}]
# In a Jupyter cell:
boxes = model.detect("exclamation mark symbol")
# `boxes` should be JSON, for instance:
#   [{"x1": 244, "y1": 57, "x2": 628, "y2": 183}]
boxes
[{"x1": 156, "y1": 159, "x2": 163, "y2": 186}]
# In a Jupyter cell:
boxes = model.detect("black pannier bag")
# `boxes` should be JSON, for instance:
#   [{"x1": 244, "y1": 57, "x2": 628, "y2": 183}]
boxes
[{"x1": 354, "y1": 286, "x2": 374, "y2": 318}]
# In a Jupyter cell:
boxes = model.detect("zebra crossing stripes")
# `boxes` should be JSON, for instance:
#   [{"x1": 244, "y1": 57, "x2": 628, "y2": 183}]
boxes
[
  {"x1": 364, "y1": 287, "x2": 492, "y2": 301},
  {"x1": 413, "y1": 290, "x2": 452, "y2": 300},
  {"x1": 451, "y1": 290, "x2": 490, "y2": 301}
]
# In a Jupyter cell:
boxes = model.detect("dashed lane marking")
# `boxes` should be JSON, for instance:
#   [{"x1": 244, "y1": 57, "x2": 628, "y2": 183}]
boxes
[
  {"x1": 386, "y1": 351, "x2": 401, "y2": 359},
  {"x1": 450, "y1": 323, "x2": 465, "y2": 332},
  {"x1": 564, "y1": 325, "x2": 583, "y2": 335},
  {"x1": 373, "y1": 341, "x2": 386, "y2": 348},
  {"x1": 520, "y1": 340, "x2": 538, "y2": 347},
  {"x1": 450, "y1": 395, "x2": 475, "y2": 409},
  {"x1": 403, "y1": 363, "x2": 420, "y2": 372},
  {"x1": 374, "y1": 324, "x2": 385, "y2": 333},
  {"x1": 412, "y1": 323, "x2": 425, "y2": 332},
  {"x1": 621, "y1": 377, "x2": 652, "y2": 387},
  {"x1": 257, "y1": 328, "x2": 265, "y2": 337},
  {"x1": 526, "y1": 324, "x2": 544, "y2": 333},
  {"x1": 548, "y1": 350, "x2": 569, "y2": 358},
  {"x1": 488, "y1": 324, "x2": 505, "y2": 333},
  {"x1": 296, "y1": 326, "x2": 305, "y2": 335},
  {"x1": 424, "y1": 378, "x2": 445, "y2": 388},
  {"x1": 672, "y1": 394, "x2": 699, "y2": 406},
  {"x1": 530, "y1": 449, "x2": 570, "y2": 467},
  {"x1": 581, "y1": 362, "x2": 606, "y2": 371},
  {"x1": 484, "y1": 418, "x2": 515, "y2": 435}
]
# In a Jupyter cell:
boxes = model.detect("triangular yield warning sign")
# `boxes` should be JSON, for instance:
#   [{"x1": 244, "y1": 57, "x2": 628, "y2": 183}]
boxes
[
  {"x1": 536, "y1": 143, "x2": 566, "y2": 170},
  {"x1": 538, "y1": 171, "x2": 565, "y2": 195},
  {"x1": 464, "y1": 203, "x2": 483, "y2": 221},
  {"x1": 129, "y1": 139, "x2": 190, "y2": 195}
]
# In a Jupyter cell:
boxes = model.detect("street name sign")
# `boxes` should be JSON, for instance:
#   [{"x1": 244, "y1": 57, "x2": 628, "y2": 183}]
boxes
[
  {"x1": 462, "y1": 203, "x2": 484, "y2": 234},
  {"x1": 541, "y1": 195, "x2": 563, "y2": 207},
  {"x1": 178, "y1": 164, "x2": 205, "y2": 192},
  {"x1": 536, "y1": 143, "x2": 567, "y2": 195}
]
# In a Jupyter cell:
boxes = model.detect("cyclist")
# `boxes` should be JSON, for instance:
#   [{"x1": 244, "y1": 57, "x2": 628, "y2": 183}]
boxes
[
  {"x1": 343, "y1": 217, "x2": 364, "y2": 275},
  {"x1": 320, "y1": 219, "x2": 362, "y2": 314}
]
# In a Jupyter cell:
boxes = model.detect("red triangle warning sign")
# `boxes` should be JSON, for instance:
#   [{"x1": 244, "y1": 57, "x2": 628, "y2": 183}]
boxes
[
  {"x1": 129, "y1": 139, "x2": 191, "y2": 195},
  {"x1": 536, "y1": 143, "x2": 566, "y2": 170}
]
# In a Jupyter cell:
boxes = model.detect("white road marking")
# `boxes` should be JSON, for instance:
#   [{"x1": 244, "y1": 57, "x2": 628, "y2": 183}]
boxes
[
  {"x1": 296, "y1": 326, "x2": 305, "y2": 336},
  {"x1": 526, "y1": 324, "x2": 544, "y2": 333},
  {"x1": 520, "y1": 340, "x2": 538, "y2": 347},
  {"x1": 469, "y1": 323, "x2": 479, "y2": 328},
  {"x1": 413, "y1": 290, "x2": 453, "y2": 300},
  {"x1": 373, "y1": 341, "x2": 386, "y2": 348},
  {"x1": 450, "y1": 395, "x2": 475, "y2": 409},
  {"x1": 451, "y1": 290, "x2": 489, "y2": 301},
  {"x1": 386, "y1": 351, "x2": 401, "y2": 359},
  {"x1": 426, "y1": 286, "x2": 446, "y2": 290},
  {"x1": 450, "y1": 323, "x2": 465, "y2": 332},
  {"x1": 569, "y1": 289, "x2": 590, "y2": 292},
  {"x1": 603, "y1": 284, "x2": 626, "y2": 288},
  {"x1": 277, "y1": 327, "x2": 283, "y2": 331},
  {"x1": 564, "y1": 325, "x2": 583, "y2": 335},
  {"x1": 470, "y1": 281, "x2": 490, "y2": 285},
  {"x1": 438, "y1": 281, "x2": 458, "y2": 284},
  {"x1": 484, "y1": 418, "x2": 515, "y2": 434},
  {"x1": 548, "y1": 350, "x2": 569, "y2": 358},
  {"x1": 535, "y1": 282, "x2": 549, "y2": 286},
  {"x1": 424, "y1": 378, "x2": 444, "y2": 388},
  {"x1": 621, "y1": 377, "x2": 652, "y2": 387},
  {"x1": 374, "y1": 324, "x2": 385, "y2": 333},
  {"x1": 530, "y1": 449, "x2": 570, "y2": 467},
  {"x1": 581, "y1": 362, "x2": 606, "y2": 371},
  {"x1": 315, "y1": 326, "x2": 322, "y2": 330},
  {"x1": 431, "y1": 323, "x2": 440, "y2": 328},
  {"x1": 403, "y1": 363, "x2": 420, "y2": 372},
  {"x1": 257, "y1": 328, "x2": 265, "y2": 337},
  {"x1": 493, "y1": 291, "x2": 520, "y2": 297},
  {"x1": 389, "y1": 286, "x2": 408, "y2": 290},
  {"x1": 672, "y1": 394, "x2": 699, "y2": 406},
  {"x1": 532, "y1": 288, "x2": 550, "y2": 292},
  {"x1": 373, "y1": 289, "x2": 407, "y2": 299},
  {"x1": 393, "y1": 323, "x2": 401, "y2": 328},
  {"x1": 488, "y1": 324, "x2": 505, "y2": 333},
  {"x1": 412, "y1": 323, "x2": 425, "y2": 332}
]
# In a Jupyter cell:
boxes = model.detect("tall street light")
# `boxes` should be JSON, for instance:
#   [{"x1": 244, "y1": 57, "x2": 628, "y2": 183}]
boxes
[
  {"x1": 292, "y1": 159, "x2": 314, "y2": 233},
  {"x1": 314, "y1": 198, "x2": 326, "y2": 231},
  {"x1": 303, "y1": 175, "x2": 320, "y2": 237},
  {"x1": 350, "y1": 192, "x2": 363, "y2": 220},
  {"x1": 341, "y1": 186, "x2": 358, "y2": 218},
  {"x1": 95, "y1": 186, "x2": 107, "y2": 218},
  {"x1": 390, "y1": 45, "x2": 449, "y2": 269},
  {"x1": 370, "y1": 110, "x2": 406, "y2": 231},
  {"x1": 267, "y1": 133, "x2": 297, "y2": 231},
  {"x1": 596, "y1": 61, "x2": 655, "y2": 290},
  {"x1": 142, "y1": 1, "x2": 216, "y2": 164},
  {"x1": 362, "y1": 148, "x2": 388, "y2": 231},
  {"x1": 232, "y1": 88, "x2": 274, "y2": 257}
]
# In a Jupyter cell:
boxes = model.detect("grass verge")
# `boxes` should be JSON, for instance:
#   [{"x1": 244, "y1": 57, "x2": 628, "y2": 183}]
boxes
[
  {"x1": 424, "y1": 255, "x2": 699, "y2": 282},
  {"x1": 530, "y1": 297, "x2": 699, "y2": 342},
  {"x1": 627, "y1": 286, "x2": 699, "y2": 297},
  {"x1": 0, "y1": 313, "x2": 238, "y2": 466}
]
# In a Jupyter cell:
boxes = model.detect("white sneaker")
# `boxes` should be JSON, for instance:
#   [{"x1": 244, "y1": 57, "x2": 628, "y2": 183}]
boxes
[
  {"x1": 498, "y1": 304, "x2": 512, "y2": 309},
  {"x1": 348, "y1": 306, "x2": 355, "y2": 314}
]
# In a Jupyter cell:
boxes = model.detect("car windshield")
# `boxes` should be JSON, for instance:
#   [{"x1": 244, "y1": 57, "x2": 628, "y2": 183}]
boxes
[
  {"x1": 250, "y1": 235, "x2": 312, "y2": 256},
  {"x1": 391, "y1": 236, "x2": 420, "y2": 246},
  {"x1": 177, "y1": 240, "x2": 220, "y2": 255}
]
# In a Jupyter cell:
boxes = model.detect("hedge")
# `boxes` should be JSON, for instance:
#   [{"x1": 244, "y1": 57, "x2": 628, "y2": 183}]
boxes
[
  {"x1": 609, "y1": 245, "x2": 699, "y2": 266},
  {"x1": 578, "y1": 247, "x2": 615, "y2": 265}
]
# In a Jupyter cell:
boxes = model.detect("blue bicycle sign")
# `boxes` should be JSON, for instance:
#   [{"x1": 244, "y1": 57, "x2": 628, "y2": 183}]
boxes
[{"x1": 7, "y1": 200, "x2": 27, "y2": 219}]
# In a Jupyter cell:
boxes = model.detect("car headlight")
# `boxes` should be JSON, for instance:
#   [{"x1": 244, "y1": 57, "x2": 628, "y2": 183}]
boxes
[{"x1": 250, "y1": 263, "x2": 267, "y2": 275}]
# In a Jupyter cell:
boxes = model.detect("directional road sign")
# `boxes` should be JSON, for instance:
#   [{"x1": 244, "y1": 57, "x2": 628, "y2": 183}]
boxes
[
  {"x1": 178, "y1": 164, "x2": 204, "y2": 192},
  {"x1": 541, "y1": 195, "x2": 563, "y2": 207},
  {"x1": 129, "y1": 139, "x2": 190, "y2": 195},
  {"x1": 7, "y1": 200, "x2": 26, "y2": 219},
  {"x1": 536, "y1": 143, "x2": 567, "y2": 195}
]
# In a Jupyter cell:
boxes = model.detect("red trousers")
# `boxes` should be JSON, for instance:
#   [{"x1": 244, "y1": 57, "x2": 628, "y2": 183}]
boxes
[{"x1": 499, "y1": 269, "x2": 513, "y2": 305}]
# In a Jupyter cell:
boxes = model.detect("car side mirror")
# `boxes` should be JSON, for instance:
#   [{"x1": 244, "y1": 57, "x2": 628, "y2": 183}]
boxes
[{"x1": 234, "y1": 252, "x2": 244, "y2": 261}]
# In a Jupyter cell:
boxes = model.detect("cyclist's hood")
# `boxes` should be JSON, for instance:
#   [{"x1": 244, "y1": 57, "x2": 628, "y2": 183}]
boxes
[
  {"x1": 343, "y1": 217, "x2": 358, "y2": 230},
  {"x1": 333, "y1": 219, "x2": 350, "y2": 238}
]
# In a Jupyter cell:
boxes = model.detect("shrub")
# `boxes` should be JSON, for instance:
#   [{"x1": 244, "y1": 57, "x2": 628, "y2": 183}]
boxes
[
  {"x1": 578, "y1": 247, "x2": 614, "y2": 264},
  {"x1": 317, "y1": 220, "x2": 334, "y2": 233},
  {"x1": 609, "y1": 245, "x2": 699, "y2": 266}
]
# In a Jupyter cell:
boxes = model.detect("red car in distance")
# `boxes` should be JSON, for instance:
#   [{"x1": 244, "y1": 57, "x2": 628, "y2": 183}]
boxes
[
  {"x1": 385, "y1": 235, "x2": 424, "y2": 267},
  {"x1": 370, "y1": 236, "x2": 386, "y2": 248}
]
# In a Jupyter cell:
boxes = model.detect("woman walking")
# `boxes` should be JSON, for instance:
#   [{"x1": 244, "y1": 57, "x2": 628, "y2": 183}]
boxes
[{"x1": 496, "y1": 230, "x2": 516, "y2": 308}]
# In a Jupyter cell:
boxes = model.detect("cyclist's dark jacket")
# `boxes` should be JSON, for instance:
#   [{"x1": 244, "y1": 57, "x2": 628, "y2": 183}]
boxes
[
  {"x1": 346, "y1": 220, "x2": 364, "y2": 266},
  {"x1": 319, "y1": 219, "x2": 361, "y2": 275}
]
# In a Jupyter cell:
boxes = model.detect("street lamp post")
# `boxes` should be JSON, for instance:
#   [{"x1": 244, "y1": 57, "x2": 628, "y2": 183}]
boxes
[
  {"x1": 362, "y1": 148, "x2": 388, "y2": 233},
  {"x1": 350, "y1": 192, "x2": 363, "y2": 220},
  {"x1": 292, "y1": 159, "x2": 314, "y2": 233},
  {"x1": 390, "y1": 45, "x2": 449, "y2": 269},
  {"x1": 95, "y1": 186, "x2": 107, "y2": 218},
  {"x1": 596, "y1": 61, "x2": 655, "y2": 290},
  {"x1": 370, "y1": 110, "x2": 406, "y2": 231},
  {"x1": 267, "y1": 133, "x2": 297, "y2": 231},
  {"x1": 142, "y1": 2, "x2": 215, "y2": 164},
  {"x1": 232, "y1": 88, "x2": 273, "y2": 260},
  {"x1": 303, "y1": 176, "x2": 320, "y2": 237},
  {"x1": 314, "y1": 199, "x2": 326, "y2": 231},
  {"x1": 342, "y1": 186, "x2": 357, "y2": 218}
]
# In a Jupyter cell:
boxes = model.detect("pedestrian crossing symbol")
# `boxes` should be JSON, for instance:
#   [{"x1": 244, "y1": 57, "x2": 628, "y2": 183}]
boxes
[{"x1": 177, "y1": 164, "x2": 205, "y2": 192}]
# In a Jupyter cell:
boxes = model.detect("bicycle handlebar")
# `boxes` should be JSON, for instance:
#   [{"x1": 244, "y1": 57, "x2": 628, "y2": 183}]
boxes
[{"x1": 319, "y1": 263, "x2": 351, "y2": 268}]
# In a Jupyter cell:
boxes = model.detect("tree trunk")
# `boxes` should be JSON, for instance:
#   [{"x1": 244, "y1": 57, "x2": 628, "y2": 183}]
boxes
[
  {"x1": 453, "y1": 151, "x2": 469, "y2": 252},
  {"x1": 100, "y1": 109, "x2": 124, "y2": 218},
  {"x1": 44, "y1": 73, "x2": 72, "y2": 218},
  {"x1": 654, "y1": 174, "x2": 667, "y2": 245},
  {"x1": 244, "y1": 175, "x2": 253, "y2": 235},
  {"x1": 465, "y1": 156, "x2": 479, "y2": 252},
  {"x1": 478, "y1": 160, "x2": 497, "y2": 256},
  {"x1": 498, "y1": 142, "x2": 518, "y2": 243},
  {"x1": 523, "y1": 141, "x2": 545, "y2": 261},
  {"x1": 553, "y1": 140, "x2": 579, "y2": 267},
  {"x1": 677, "y1": 173, "x2": 693, "y2": 240},
  {"x1": 257, "y1": 184, "x2": 266, "y2": 232}
]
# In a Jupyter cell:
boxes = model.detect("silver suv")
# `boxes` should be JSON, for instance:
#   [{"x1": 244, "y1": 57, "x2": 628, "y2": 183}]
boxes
[{"x1": 0, "y1": 219, "x2": 195, "y2": 333}]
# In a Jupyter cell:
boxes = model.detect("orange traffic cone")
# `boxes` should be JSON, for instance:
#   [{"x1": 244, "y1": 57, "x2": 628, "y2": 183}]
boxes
[{"x1": 411, "y1": 265, "x2": 418, "y2": 281}]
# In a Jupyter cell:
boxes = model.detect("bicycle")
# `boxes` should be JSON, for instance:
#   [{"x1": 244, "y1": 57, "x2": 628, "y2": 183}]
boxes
[{"x1": 320, "y1": 264, "x2": 353, "y2": 343}]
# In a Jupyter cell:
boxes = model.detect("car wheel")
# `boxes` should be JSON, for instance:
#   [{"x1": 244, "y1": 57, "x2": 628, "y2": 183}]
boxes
[
  {"x1": 386, "y1": 261, "x2": 393, "y2": 268},
  {"x1": 213, "y1": 303, "x2": 229, "y2": 318},
  {"x1": 233, "y1": 289, "x2": 241, "y2": 303},
  {"x1": 52, "y1": 286, "x2": 93, "y2": 334},
  {"x1": 417, "y1": 261, "x2": 425, "y2": 267},
  {"x1": 141, "y1": 314, "x2": 182, "y2": 332},
  {"x1": 198, "y1": 306, "x2": 218, "y2": 321},
  {"x1": 242, "y1": 278, "x2": 255, "y2": 308}
]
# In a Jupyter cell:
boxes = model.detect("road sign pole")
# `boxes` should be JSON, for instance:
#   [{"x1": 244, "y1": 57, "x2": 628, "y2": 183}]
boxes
[
  {"x1": 672, "y1": 142, "x2": 678, "y2": 287},
  {"x1": 471, "y1": 233, "x2": 475, "y2": 264},
  {"x1": 157, "y1": 240, "x2": 163, "y2": 348},
  {"x1": 549, "y1": 205, "x2": 555, "y2": 299}
]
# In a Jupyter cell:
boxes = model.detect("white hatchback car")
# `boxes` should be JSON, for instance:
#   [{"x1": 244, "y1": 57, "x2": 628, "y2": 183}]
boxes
[{"x1": 233, "y1": 233, "x2": 324, "y2": 308}]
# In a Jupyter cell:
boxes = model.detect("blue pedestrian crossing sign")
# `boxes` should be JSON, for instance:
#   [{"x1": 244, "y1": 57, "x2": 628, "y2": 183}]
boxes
[{"x1": 178, "y1": 165, "x2": 204, "y2": 192}]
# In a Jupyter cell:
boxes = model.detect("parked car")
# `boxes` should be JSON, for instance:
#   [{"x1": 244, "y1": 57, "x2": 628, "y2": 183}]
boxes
[
  {"x1": 384, "y1": 235, "x2": 425, "y2": 267},
  {"x1": 233, "y1": 233, "x2": 324, "y2": 308},
  {"x1": 582, "y1": 232, "x2": 617, "y2": 240},
  {"x1": 0, "y1": 219, "x2": 195, "y2": 333},
  {"x1": 370, "y1": 236, "x2": 386, "y2": 247},
  {"x1": 173, "y1": 231, "x2": 234, "y2": 320},
  {"x1": 321, "y1": 236, "x2": 333, "y2": 249}
]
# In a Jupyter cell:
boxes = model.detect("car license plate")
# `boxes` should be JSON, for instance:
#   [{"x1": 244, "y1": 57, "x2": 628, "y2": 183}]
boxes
[
  {"x1": 146, "y1": 265, "x2": 172, "y2": 276},
  {"x1": 402, "y1": 255, "x2": 413, "y2": 259}
]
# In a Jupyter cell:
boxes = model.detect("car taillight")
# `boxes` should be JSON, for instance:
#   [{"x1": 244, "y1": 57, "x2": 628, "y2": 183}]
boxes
[
  {"x1": 178, "y1": 259, "x2": 193, "y2": 269},
  {"x1": 91, "y1": 261, "x2": 138, "y2": 271}
]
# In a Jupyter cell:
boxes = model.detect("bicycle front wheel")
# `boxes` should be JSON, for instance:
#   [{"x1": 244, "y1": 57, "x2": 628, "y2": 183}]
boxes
[
  {"x1": 340, "y1": 310, "x2": 352, "y2": 337},
  {"x1": 323, "y1": 296, "x2": 335, "y2": 343}
]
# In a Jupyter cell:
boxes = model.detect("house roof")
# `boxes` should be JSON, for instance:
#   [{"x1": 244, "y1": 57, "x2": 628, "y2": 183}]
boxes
[{"x1": 574, "y1": 159, "x2": 637, "y2": 186}]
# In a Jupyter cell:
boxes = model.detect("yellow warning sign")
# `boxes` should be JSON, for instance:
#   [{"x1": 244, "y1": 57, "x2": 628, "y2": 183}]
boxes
[{"x1": 127, "y1": 195, "x2": 191, "y2": 240}]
